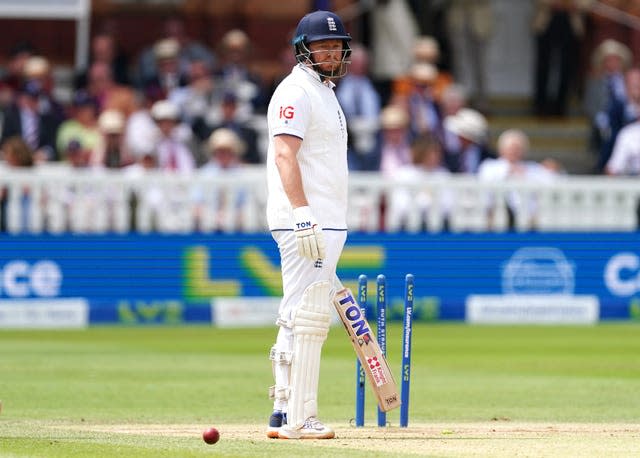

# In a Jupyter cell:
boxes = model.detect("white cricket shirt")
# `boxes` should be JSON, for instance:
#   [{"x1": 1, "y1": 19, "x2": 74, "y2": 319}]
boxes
[{"x1": 266, "y1": 64, "x2": 349, "y2": 230}]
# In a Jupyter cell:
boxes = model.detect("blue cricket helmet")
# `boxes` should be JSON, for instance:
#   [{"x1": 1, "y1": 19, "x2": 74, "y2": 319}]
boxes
[
  {"x1": 292, "y1": 10, "x2": 352, "y2": 78},
  {"x1": 293, "y1": 10, "x2": 351, "y2": 46}
]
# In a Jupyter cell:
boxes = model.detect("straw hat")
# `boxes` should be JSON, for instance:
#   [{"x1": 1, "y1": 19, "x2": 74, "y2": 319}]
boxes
[
  {"x1": 444, "y1": 108, "x2": 488, "y2": 144},
  {"x1": 23, "y1": 56, "x2": 50, "y2": 78},
  {"x1": 592, "y1": 39, "x2": 632, "y2": 70},
  {"x1": 380, "y1": 105, "x2": 409, "y2": 129},
  {"x1": 98, "y1": 109, "x2": 125, "y2": 134},
  {"x1": 150, "y1": 100, "x2": 179, "y2": 121},
  {"x1": 154, "y1": 38, "x2": 180, "y2": 60},
  {"x1": 208, "y1": 128, "x2": 245, "y2": 156},
  {"x1": 410, "y1": 62, "x2": 438, "y2": 84},
  {"x1": 413, "y1": 36, "x2": 440, "y2": 63}
]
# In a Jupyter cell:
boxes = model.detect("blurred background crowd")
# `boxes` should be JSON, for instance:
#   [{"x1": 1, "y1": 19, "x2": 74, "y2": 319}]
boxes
[{"x1": 1, "y1": 0, "x2": 640, "y2": 190}]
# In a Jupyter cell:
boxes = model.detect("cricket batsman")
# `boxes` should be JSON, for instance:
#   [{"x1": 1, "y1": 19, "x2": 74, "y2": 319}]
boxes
[{"x1": 265, "y1": 9, "x2": 352, "y2": 439}]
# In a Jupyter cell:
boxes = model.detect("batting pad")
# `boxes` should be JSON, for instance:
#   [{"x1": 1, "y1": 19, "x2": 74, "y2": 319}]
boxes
[{"x1": 287, "y1": 280, "x2": 332, "y2": 429}]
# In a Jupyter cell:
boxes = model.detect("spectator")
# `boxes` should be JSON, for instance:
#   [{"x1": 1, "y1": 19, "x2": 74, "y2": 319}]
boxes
[
  {"x1": 150, "y1": 99, "x2": 196, "y2": 173},
  {"x1": 93, "y1": 109, "x2": 131, "y2": 168},
  {"x1": 392, "y1": 35, "x2": 453, "y2": 103},
  {"x1": 86, "y1": 61, "x2": 137, "y2": 117},
  {"x1": 478, "y1": 129, "x2": 558, "y2": 229},
  {"x1": 600, "y1": 67, "x2": 640, "y2": 171},
  {"x1": 136, "y1": 17, "x2": 215, "y2": 88},
  {"x1": 214, "y1": 29, "x2": 267, "y2": 115},
  {"x1": 532, "y1": 0, "x2": 589, "y2": 117},
  {"x1": 369, "y1": 0, "x2": 420, "y2": 106},
  {"x1": 56, "y1": 91, "x2": 101, "y2": 161},
  {"x1": 22, "y1": 55, "x2": 66, "y2": 124},
  {"x1": 335, "y1": 43, "x2": 381, "y2": 171},
  {"x1": 124, "y1": 88, "x2": 164, "y2": 161},
  {"x1": 1, "y1": 41, "x2": 34, "y2": 94},
  {"x1": 406, "y1": 62, "x2": 445, "y2": 141},
  {"x1": 445, "y1": 0, "x2": 493, "y2": 111},
  {"x1": 75, "y1": 32, "x2": 131, "y2": 89},
  {"x1": 169, "y1": 58, "x2": 222, "y2": 126},
  {"x1": 193, "y1": 91, "x2": 261, "y2": 165},
  {"x1": 386, "y1": 133, "x2": 452, "y2": 232},
  {"x1": 583, "y1": 38, "x2": 633, "y2": 171},
  {"x1": 1, "y1": 135, "x2": 34, "y2": 169},
  {"x1": 142, "y1": 38, "x2": 189, "y2": 101},
  {"x1": 377, "y1": 104, "x2": 413, "y2": 176},
  {"x1": 443, "y1": 108, "x2": 494, "y2": 173},
  {"x1": 0, "y1": 136, "x2": 35, "y2": 232},
  {"x1": 606, "y1": 100, "x2": 640, "y2": 176},
  {"x1": 0, "y1": 80, "x2": 59, "y2": 162}
]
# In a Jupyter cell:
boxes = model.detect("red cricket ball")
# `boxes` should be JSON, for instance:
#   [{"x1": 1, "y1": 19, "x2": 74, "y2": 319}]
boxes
[{"x1": 202, "y1": 427, "x2": 220, "y2": 444}]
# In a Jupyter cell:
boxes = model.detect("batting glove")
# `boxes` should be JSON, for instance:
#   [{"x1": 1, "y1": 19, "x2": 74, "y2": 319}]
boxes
[{"x1": 292, "y1": 206, "x2": 326, "y2": 260}]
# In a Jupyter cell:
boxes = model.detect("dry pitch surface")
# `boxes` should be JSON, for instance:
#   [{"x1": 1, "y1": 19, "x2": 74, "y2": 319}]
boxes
[{"x1": 58, "y1": 422, "x2": 640, "y2": 457}]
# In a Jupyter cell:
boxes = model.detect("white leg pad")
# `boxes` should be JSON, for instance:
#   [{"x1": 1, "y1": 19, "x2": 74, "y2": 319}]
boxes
[{"x1": 287, "y1": 281, "x2": 332, "y2": 429}]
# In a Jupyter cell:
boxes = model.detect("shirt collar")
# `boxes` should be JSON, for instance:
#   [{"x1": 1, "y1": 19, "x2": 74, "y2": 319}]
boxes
[{"x1": 295, "y1": 63, "x2": 336, "y2": 89}]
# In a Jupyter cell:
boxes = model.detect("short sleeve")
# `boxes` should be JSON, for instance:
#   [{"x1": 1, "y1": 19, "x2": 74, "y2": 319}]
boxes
[{"x1": 269, "y1": 84, "x2": 311, "y2": 140}]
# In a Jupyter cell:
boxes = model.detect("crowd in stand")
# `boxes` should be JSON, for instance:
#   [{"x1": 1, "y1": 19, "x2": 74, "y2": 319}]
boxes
[{"x1": 1, "y1": 1, "x2": 640, "y2": 232}]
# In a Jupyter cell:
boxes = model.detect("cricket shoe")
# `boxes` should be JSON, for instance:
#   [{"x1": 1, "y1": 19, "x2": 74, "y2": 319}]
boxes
[
  {"x1": 266, "y1": 410, "x2": 287, "y2": 439},
  {"x1": 277, "y1": 416, "x2": 335, "y2": 439}
]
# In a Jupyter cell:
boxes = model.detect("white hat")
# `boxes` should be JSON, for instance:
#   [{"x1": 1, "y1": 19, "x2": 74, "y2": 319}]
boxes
[
  {"x1": 413, "y1": 36, "x2": 440, "y2": 63},
  {"x1": 208, "y1": 128, "x2": 245, "y2": 156},
  {"x1": 444, "y1": 108, "x2": 488, "y2": 144},
  {"x1": 410, "y1": 62, "x2": 438, "y2": 84},
  {"x1": 222, "y1": 29, "x2": 250, "y2": 50},
  {"x1": 154, "y1": 38, "x2": 180, "y2": 60},
  {"x1": 150, "y1": 100, "x2": 179, "y2": 121},
  {"x1": 98, "y1": 109, "x2": 125, "y2": 134},
  {"x1": 380, "y1": 105, "x2": 409, "y2": 129},
  {"x1": 23, "y1": 56, "x2": 50, "y2": 78},
  {"x1": 592, "y1": 39, "x2": 632, "y2": 70}
]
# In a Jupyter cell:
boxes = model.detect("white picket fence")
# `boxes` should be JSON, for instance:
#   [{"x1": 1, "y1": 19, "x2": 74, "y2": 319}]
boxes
[{"x1": 1, "y1": 165, "x2": 639, "y2": 233}]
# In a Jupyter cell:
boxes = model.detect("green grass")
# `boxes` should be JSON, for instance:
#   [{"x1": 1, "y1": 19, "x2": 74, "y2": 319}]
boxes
[{"x1": 1, "y1": 324, "x2": 639, "y2": 457}]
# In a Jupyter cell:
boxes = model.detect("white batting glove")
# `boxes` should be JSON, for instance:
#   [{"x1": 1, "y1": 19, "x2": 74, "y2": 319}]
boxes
[{"x1": 292, "y1": 206, "x2": 326, "y2": 260}]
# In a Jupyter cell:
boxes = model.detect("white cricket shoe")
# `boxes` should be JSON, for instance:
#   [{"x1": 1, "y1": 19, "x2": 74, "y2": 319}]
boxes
[{"x1": 278, "y1": 416, "x2": 335, "y2": 439}]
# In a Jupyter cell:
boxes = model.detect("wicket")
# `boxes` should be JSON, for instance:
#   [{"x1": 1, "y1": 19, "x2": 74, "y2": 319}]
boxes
[{"x1": 354, "y1": 273, "x2": 414, "y2": 428}]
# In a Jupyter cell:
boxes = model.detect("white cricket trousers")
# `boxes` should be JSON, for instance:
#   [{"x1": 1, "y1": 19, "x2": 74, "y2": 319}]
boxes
[{"x1": 271, "y1": 229, "x2": 347, "y2": 412}]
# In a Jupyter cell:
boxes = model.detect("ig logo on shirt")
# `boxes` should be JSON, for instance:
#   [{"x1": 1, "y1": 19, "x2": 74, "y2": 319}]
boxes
[{"x1": 279, "y1": 106, "x2": 294, "y2": 119}]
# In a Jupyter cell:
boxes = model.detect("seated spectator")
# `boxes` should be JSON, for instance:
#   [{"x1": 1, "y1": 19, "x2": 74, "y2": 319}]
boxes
[
  {"x1": 75, "y1": 32, "x2": 131, "y2": 89},
  {"x1": 56, "y1": 91, "x2": 101, "y2": 161},
  {"x1": 392, "y1": 35, "x2": 453, "y2": 103},
  {"x1": 136, "y1": 17, "x2": 215, "y2": 89},
  {"x1": 214, "y1": 29, "x2": 267, "y2": 116},
  {"x1": 1, "y1": 42, "x2": 34, "y2": 95},
  {"x1": 599, "y1": 67, "x2": 640, "y2": 171},
  {"x1": 22, "y1": 55, "x2": 66, "y2": 123},
  {"x1": 93, "y1": 109, "x2": 132, "y2": 168},
  {"x1": 169, "y1": 58, "x2": 222, "y2": 126},
  {"x1": 377, "y1": 104, "x2": 413, "y2": 176},
  {"x1": 335, "y1": 43, "x2": 381, "y2": 171},
  {"x1": 150, "y1": 99, "x2": 196, "y2": 173},
  {"x1": 605, "y1": 112, "x2": 640, "y2": 176},
  {"x1": 0, "y1": 80, "x2": 59, "y2": 162},
  {"x1": 124, "y1": 86, "x2": 168, "y2": 163},
  {"x1": 0, "y1": 136, "x2": 35, "y2": 232},
  {"x1": 406, "y1": 63, "x2": 445, "y2": 141},
  {"x1": 193, "y1": 91, "x2": 261, "y2": 164},
  {"x1": 583, "y1": 38, "x2": 633, "y2": 171},
  {"x1": 196, "y1": 128, "x2": 249, "y2": 232},
  {"x1": 443, "y1": 108, "x2": 494, "y2": 173},
  {"x1": 86, "y1": 61, "x2": 137, "y2": 118},
  {"x1": 142, "y1": 38, "x2": 189, "y2": 101},
  {"x1": 478, "y1": 129, "x2": 558, "y2": 229},
  {"x1": 386, "y1": 134, "x2": 452, "y2": 232}
]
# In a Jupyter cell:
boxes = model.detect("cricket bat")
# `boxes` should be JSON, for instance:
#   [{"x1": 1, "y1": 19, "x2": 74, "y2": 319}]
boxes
[{"x1": 333, "y1": 288, "x2": 401, "y2": 412}]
